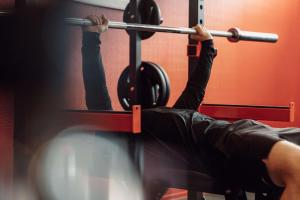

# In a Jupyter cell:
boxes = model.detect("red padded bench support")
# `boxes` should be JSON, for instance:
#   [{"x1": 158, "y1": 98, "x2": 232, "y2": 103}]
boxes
[
  {"x1": 199, "y1": 102, "x2": 295, "y2": 122},
  {"x1": 63, "y1": 105, "x2": 141, "y2": 133}
]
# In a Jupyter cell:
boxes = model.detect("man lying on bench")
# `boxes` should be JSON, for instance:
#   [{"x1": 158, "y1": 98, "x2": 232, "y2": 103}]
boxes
[{"x1": 81, "y1": 15, "x2": 300, "y2": 200}]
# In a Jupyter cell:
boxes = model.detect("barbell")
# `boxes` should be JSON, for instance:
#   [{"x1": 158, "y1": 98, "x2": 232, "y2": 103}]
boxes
[{"x1": 64, "y1": 17, "x2": 279, "y2": 43}]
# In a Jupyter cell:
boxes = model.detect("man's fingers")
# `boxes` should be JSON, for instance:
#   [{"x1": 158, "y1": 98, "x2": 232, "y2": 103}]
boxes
[
  {"x1": 95, "y1": 16, "x2": 101, "y2": 25},
  {"x1": 83, "y1": 15, "x2": 109, "y2": 33},
  {"x1": 192, "y1": 25, "x2": 200, "y2": 32},
  {"x1": 86, "y1": 14, "x2": 108, "y2": 26},
  {"x1": 191, "y1": 24, "x2": 213, "y2": 41},
  {"x1": 101, "y1": 14, "x2": 109, "y2": 25},
  {"x1": 86, "y1": 15, "x2": 98, "y2": 25},
  {"x1": 193, "y1": 25, "x2": 205, "y2": 34}
]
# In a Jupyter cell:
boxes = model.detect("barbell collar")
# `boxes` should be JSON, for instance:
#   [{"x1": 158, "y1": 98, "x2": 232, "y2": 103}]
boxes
[
  {"x1": 64, "y1": 18, "x2": 278, "y2": 43},
  {"x1": 227, "y1": 27, "x2": 278, "y2": 43}
]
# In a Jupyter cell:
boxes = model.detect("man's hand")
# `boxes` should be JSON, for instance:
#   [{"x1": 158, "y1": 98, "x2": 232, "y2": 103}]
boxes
[
  {"x1": 191, "y1": 24, "x2": 213, "y2": 42},
  {"x1": 82, "y1": 15, "x2": 108, "y2": 33}
]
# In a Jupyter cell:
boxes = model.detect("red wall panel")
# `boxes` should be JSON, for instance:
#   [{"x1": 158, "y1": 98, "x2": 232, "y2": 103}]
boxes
[{"x1": 204, "y1": 0, "x2": 300, "y2": 127}]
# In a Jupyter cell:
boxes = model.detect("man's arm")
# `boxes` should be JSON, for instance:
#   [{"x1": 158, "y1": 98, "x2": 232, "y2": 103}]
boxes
[
  {"x1": 81, "y1": 15, "x2": 112, "y2": 110},
  {"x1": 173, "y1": 25, "x2": 216, "y2": 110}
]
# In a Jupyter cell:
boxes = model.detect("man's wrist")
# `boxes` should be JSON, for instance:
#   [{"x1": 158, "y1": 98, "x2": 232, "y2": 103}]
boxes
[
  {"x1": 82, "y1": 32, "x2": 101, "y2": 47},
  {"x1": 201, "y1": 39, "x2": 214, "y2": 46},
  {"x1": 201, "y1": 39, "x2": 217, "y2": 57}
]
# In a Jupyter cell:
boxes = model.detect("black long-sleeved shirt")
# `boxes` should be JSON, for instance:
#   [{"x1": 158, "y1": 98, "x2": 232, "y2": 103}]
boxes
[{"x1": 82, "y1": 32, "x2": 112, "y2": 110}]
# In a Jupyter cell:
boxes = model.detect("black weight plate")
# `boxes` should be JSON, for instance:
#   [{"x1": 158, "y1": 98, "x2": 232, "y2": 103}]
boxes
[
  {"x1": 123, "y1": 0, "x2": 162, "y2": 40},
  {"x1": 140, "y1": 62, "x2": 167, "y2": 108},
  {"x1": 117, "y1": 66, "x2": 132, "y2": 110},
  {"x1": 139, "y1": 0, "x2": 162, "y2": 39},
  {"x1": 117, "y1": 61, "x2": 169, "y2": 110},
  {"x1": 148, "y1": 62, "x2": 170, "y2": 106}
]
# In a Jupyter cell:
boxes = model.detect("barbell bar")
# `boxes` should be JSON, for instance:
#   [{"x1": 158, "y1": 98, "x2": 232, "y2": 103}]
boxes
[{"x1": 64, "y1": 17, "x2": 278, "y2": 43}]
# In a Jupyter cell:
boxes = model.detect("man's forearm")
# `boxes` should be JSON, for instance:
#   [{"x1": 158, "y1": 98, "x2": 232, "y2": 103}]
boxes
[
  {"x1": 172, "y1": 40, "x2": 216, "y2": 110},
  {"x1": 184, "y1": 39, "x2": 216, "y2": 105},
  {"x1": 188, "y1": 39, "x2": 216, "y2": 91},
  {"x1": 81, "y1": 32, "x2": 112, "y2": 110}
]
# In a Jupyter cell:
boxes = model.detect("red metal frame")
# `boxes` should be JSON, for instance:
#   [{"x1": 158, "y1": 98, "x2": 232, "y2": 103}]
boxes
[
  {"x1": 63, "y1": 105, "x2": 141, "y2": 134},
  {"x1": 199, "y1": 102, "x2": 295, "y2": 122},
  {"x1": 161, "y1": 189, "x2": 187, "y2": 200},
  {"x1": 62, "y1": 102, "x2": 294, "y2": 135}
]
